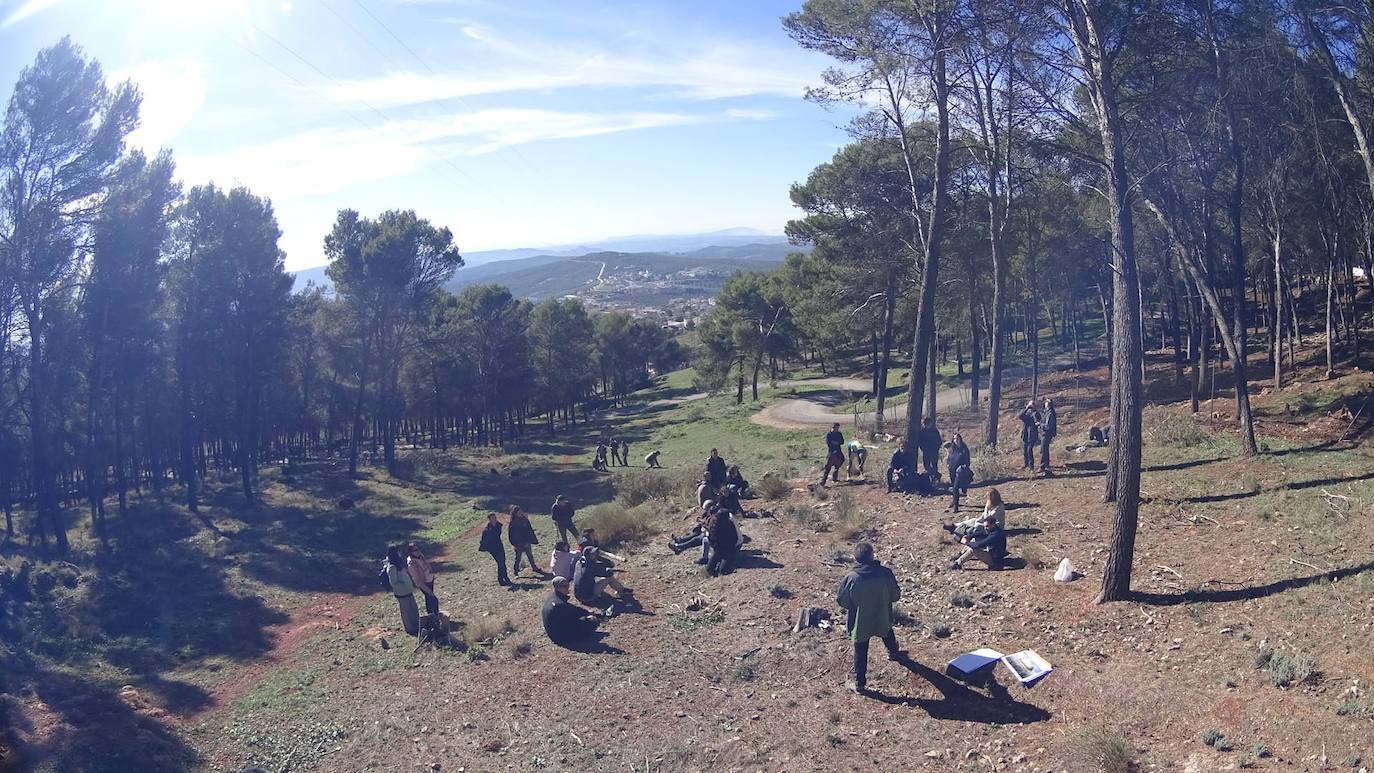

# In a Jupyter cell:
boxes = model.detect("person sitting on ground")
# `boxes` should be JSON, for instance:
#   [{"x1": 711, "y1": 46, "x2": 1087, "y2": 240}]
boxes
[
  {"x1": 551, "y1": 494, "x2": 578, "y2": 547},
  {"x1": 573, "y1": 546, "x2": 632, "y2": 612},
  {"x1": 542, "y1": 576, "x2": 603, "y2": 647},
  {"x1": 577, "y1": 528, "x2": 600, "y2": 551},
  {"x1": 944, "y1": 487, "x2": 1005, "y2": 538},
  {"x1": 847, "y1": 438, "x2": 868, "y2": 479},
  {"x1": 946, "y1": 433, "x2": 973, "y2": 513},
  {"x1": 835, "y1": 542, "x2": 904, "y2": 694},
  {"x1": 1019, "y1": 401, "x2": 1041, "y2": 471},
  {"x1": 886, "y1": 440, "x2": 919, "y2": 493},
  {"x1": 697, "y1": 475, "x2": 717, "y2": 507},
  {"x1": 549, "y1": 540, "x2": 577, "y2": 581},
  {"x1": 644, "y1": 449, "x2": 663, "y2": 468},
  {"x1": 726, "y1": 465, "x2": 751, "y2": 498},
  {"x1": 669, "y1": 503, "x2": 715, "y2": 560},
  {"x1": 821, "y1": 422, "x2": 846, "y2": 487},
  {"x1": 383, "y1": 544, "x2": 420, "y2": 636},
  {"x1": 705, "y1": 509, "x2": 741, "y2": 577},
  {"x1": 593, "y1": 441, "x2": 610, "y2": 472},
  {"x1": 508, "y1": 505, "x2": 548, "y2": 578},
  {"x1": 717, "y1": 484, "x2": 744, "y2": 517},
  {"x1": 406, "y1": 542, "x2": 440, "y2": 616},
  {"x1": 917, "y1": 417, "x2": 943, "y2": 482},
  {"x1": 705, "y1": 448, "x2": 728, "y2": 488},
  {"x1": 478, "y1": 513, "x2": 513, "y2": 588},
  {"x1": 952, "y1": 513, "x2": 1008, "y2": 571}
]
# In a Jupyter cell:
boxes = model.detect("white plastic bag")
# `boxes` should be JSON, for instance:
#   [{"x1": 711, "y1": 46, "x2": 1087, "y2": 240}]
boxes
[{"x1": 1053, "y1": 557, "x2": 1077, "y2": 583}]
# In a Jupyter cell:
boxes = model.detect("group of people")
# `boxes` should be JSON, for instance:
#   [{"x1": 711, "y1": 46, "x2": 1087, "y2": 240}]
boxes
[
  {"x1": 380, "y1": 542, "x2": 440, "y2": 637},
  {"x1": 880, "y1": 422, "x2": 973, "y2": 512},
  {"x1": 668, "y1": 499, "x2": 743, "y2": 576},
  {"x1": 698, "y1": 448, "x2": 751, "y2": 514},
  {"x1": 821, "y1": 423, "x2": 869, "y2": 485},
  {"x1": 1018, "y1": 397, "x2": 1058, "y2": 473},
  {"x1": 593, "y1": 437, "x2": 632, "y2": 471}
]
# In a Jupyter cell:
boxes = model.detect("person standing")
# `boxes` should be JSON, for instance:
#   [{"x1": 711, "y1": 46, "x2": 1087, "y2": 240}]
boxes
[
  {"x1": 917, "y1": 417, "x2": 943, "y2": 482},
  {"x1": 406, "y1": 542, "x2": 439, "y2": 616},
  {"x1": 705, "y1": 448, "x2": 727, "y2": 488},
  {"x1": 508, "y1": 505, "x2": 547, "y2": 577},
  {"x1": 1018, "y1": 401, "x2": 1041, "y2": 471},
  {"x1": 478, "y1": 512, "x2": 513, "y2": 587},
  {"x1": 551, "y1": 494, "x2": 578, "y2": 546},
  {"x1": 1039, "y1": 397, "x2": 1057, "y2": 473},
  {"x1": 383, "y1": 545, "x2": 420, "y2": 636},
  {"x1": 835, "y1": 543, "x2": 904, "y2": 693},
  {"x1": 946, "y1": 433, "x2": 972, "y2": 512},
  {"x1": 822, "y1": 422, "x2": 846, "y2": 487},
  {"x1": 619, "y1": 439, "x2": 630, "y2": 467}
]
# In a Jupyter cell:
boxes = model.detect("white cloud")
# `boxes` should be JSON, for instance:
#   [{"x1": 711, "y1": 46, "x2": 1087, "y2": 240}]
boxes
[
  {"x1": 110, "y1": 59, "x2": 208, "y2": 152},
  {"x1": 1, "y1": 0, "x2": 61, "y2": 28},
  {"x1": 321, "y1": 28, "x2": 814, "y2": 108},
  {"x1": 175, "y1": 107, "x2": 768, "y2": 199}
]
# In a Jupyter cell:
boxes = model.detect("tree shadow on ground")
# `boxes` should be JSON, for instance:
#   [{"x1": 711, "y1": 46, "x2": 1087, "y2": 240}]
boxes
[
  {"x1": 422, "y1": 461, "x2": 615, "y2": 517},
  {"x1": 864, "y1": 657, "x2": 1051, "y2": 725},
  {"x1": 1134, "y1": 559, "x2": 1374, "y2": 606},
  {"x1": 1169, "y1": 469, "x2": 1374, "y2": 506}
]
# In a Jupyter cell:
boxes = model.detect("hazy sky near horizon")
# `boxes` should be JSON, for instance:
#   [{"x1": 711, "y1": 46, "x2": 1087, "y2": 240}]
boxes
[{"x1": 0, "y1": 0, "x2": 854, "y2": 269}]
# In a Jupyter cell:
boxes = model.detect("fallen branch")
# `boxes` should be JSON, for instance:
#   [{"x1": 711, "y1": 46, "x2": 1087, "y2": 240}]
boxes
[
  {"x1": 1289, "y1": 558, "x2": 1323, "y2": 573},
  {"x1": 1154, "y1": 564, "x2": 1184, "y2": 579}
]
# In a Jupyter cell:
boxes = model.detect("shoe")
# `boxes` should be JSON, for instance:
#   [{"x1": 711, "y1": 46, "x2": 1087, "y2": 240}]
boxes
[
  {"x1": 887, "y1": 649, "x2": 907, "y2": 662},
  {"x1": 949, "y1": 561, "x2": 962, "y2": 571},
  {"x1": 694, "y1": 557, "x2": 708, "y2": 565},
  {"x1": 668, "y1": 541, "x2": 681, "y2": 554},
  {"x1": 941, "y1": 523, "x2": 955, "y2": 533}
]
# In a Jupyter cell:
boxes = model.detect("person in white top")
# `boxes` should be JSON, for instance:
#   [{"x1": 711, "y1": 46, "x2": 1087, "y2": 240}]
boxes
[{"x1": 943, "y1": 487, "x2": 1005, "y2": 539}]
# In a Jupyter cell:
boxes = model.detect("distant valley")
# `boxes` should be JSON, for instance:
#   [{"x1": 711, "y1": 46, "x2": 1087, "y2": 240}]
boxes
[{"x1": 290, "y1": 229, "x2": 800, "y2": 319}]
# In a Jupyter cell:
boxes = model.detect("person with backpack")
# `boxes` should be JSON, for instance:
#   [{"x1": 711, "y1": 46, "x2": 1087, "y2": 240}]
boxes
[
  {"x1": 381, "y1": 545, "x2": 420, "y2": 636},
  {"x1": 835, "y1": 542, "x2": 905, "y2": 693},
  {"x1": 478, "y1": 512, "x2": 512, "y2": 588},
  {"x1": 507, "y1": 505, "x2": 547, "y2": 578},
  {"x1": 406, "y1": 542, "x2": 439, "y2": 616},
  {"x1": 551, "y1": 494, "x2": 578, "y2": 546}
]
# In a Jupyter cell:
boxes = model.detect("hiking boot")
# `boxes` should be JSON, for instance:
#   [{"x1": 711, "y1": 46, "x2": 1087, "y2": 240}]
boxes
[{"x1": 668, "y1": 541, "x2": 682, "y2": 554}]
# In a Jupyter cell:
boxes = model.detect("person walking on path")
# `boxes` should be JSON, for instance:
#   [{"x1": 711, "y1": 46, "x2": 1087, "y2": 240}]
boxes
[
  {"x1": 508, "y1": 505, "x2": 548, "y2": 578},
  {"x1": 551, "y1": 495, "x2": 578, "y2": 546},
  {"x1": 835, "y1": 542, "x2": 905, "y2": 693},
  {"x1": 1018, "y1": 401, "x2": 1041, "y2": 471},
  {"x1": 478, "y1": 512, "x2": 513, "y2": 588},
  {"x1": 384, "y1": 545, "x2": 420, "y2": 636},
  {"x1": 406, "y1": 542, "x2": 439, "y2": 616},
  {"x1": 822, "y1": 423, "x2": 846, "y2": 487},
  {"x1": 1038, "y1": 398, "x2": 1057, "y2": 473}
]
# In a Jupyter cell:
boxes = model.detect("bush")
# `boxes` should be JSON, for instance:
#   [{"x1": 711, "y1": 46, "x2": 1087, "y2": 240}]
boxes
[
  {"x1": 1334, "y1": 695, "x2": 1366, "y2": 716},
  {"x1": 833, "y1": 491, "x2": 872, "y2": 540},
  {"x1": 1201, "y1": 729, "x2": 1229, "y2": 750},
  {"x1": 1262, "y1": 647, "x2": 1316, "y2": 687},
  {"x1": 755, "y1": 473, "x2": 792, "y2": 501},
  {"x1": 463, "y1": 616, "x2": 514, "y2": 646},
  {"x1": 929, "y1": 624, "x2": 952, "y2": 638},
  {"x1": 1143, "y1": 407, "x2": 1207, "y2": 448},
  {"x1": 614, "y1": 468, "x2": 696, "y2": 508},
  {"x1": 970, "y1": 444, "x2": 1014, "y2": 482},
  {"x1": 950, "y1": 593, "x2": 974, "y2": 609},
  {"x1": 1068, "y1": 726, "x2": 1132, "y2": 773},
  {"x1": 581, "y1": 503, "x2": 656, "y2": 549},
  {"x1": 784, "y1": 503, "x2": 829, "y2": 532}
]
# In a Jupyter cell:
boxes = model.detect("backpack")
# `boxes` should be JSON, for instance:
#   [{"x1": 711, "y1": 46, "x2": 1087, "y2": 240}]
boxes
[{"x1": 378, "y1": 566, "x2": 392, "y2": 592}]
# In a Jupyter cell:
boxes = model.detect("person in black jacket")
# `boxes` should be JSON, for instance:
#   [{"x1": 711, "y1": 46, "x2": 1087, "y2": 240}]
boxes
[
  {"x1": 818, "y1": 425, "x2": 840, "y2": 486},
  {"x1": 705, "y1": 510, "x2": 740, "y2": 577},
  {"x1": 507, "y1": 505, "x2": 548, "y2": 578},
  {"x1": 946, "y1": 433, "x2": 973, "y2": 512},
  {"x1": 916, "y1": 417, "x2": 943, "y2": 481},
  {"x1": 478, "y1": 512, "x2": 513, "y2": 587},
  {"x1": 542, "y1": 577, "x2": 601, "y2": 647},
  {"x1": 705, "y1": 448, "x2": 727, "y2": 488},
  {"x1": 551, "y1": 495, "x2": 578, "y2": 546},
  {"x1": 1038, "y1": 397, "x2": 1057, "y2": 473},
  {"x1": 726, "y1": 465, "x2": 750, "y2": 498},
  {"x1": 1018, "y1": 401, "x2": 1041, "y2": 471},
  {"x1": 951, "y1": 515, "x2": 1007, "y2": 570},
  {"x1": 573, "y1": 547, "x2": 631, "y2": 610},
  {"x1": 886, "y1": 441, "x2": 918, "y2": 493}
]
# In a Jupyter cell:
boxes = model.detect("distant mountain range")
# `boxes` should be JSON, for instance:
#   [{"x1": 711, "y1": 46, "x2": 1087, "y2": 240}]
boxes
[{"x1": 290, "y1": 229, "x2": 798, "y2": 304}]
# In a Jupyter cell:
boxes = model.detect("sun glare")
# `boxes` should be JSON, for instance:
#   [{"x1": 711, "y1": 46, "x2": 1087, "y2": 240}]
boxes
[{"x1": 137, "y1": 0, "x2": 253, "y2": 27}]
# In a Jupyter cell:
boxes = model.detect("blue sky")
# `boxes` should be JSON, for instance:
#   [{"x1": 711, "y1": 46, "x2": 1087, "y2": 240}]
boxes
[{"x1": 0, "y1": 0, "x2": 852, "y2": 269}]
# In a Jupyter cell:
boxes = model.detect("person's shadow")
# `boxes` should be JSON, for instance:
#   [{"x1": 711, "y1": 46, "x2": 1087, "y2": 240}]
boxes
[
  {"x1": 557, "y1": 631, "x2": 625, "y2": 655},
  {"x1": 864, "y1": 656, "x2": 1051, "y2": 725}
]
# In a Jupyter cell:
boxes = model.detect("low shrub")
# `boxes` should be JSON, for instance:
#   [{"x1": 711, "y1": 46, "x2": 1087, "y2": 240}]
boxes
[
  {"x1": 970, "y1": 444, "x2": 1014, "y2": 482},
  {"x1": 755, "y1": 473, "x2": 792, "y2": 501},
  {"x1": 1068, "y1": 725, "x2": 1132, "y2": 773},
  {"x1": 1262, "y1": 648, "x2": 1316, "y2": 688},
  {"x1": 581, "y1": 503, "x2": 656, "y2": 549},
  {"x1": 1201, "y1": 729, "x2": 1229, "y2": 750},
  {"x1": 1334, "y1": 695, "x2": 1366, "y2": 716},
  {"x1": 1143, "y1": 407, "x2": 1207, "y2": 448},
  {"x1": 950, "y1": 593, "x2": 974, "y2": 609},
  {"x1": 463, "y1": 616, "x2": 514, "y2": 646},
  {"x1": 832, "y1": 491, "x2": 872, "y2": 540},
  {"x1": 767, "y1": 583, "x2": 792, "y2": 599},
  {"x1": 614, "y1": 468, "x2": 697, "y2": 508},
  {"x1": 929, "y1": 624, "x2": 952, "y2": 638},
  {"x1": 784, "y1": 503, "x2": 829, "y2": 533}
]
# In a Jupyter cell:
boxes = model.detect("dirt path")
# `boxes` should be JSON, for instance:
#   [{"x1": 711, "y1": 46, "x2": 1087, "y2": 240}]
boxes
[{"x1": 753, "y1": 350, "x2": 1097, "y2": 431}]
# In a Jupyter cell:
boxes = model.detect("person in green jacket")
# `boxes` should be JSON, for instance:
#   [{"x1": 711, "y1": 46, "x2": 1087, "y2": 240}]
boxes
[{"x1": 835, "y1": 542, "x2": 906, "y2": 693}]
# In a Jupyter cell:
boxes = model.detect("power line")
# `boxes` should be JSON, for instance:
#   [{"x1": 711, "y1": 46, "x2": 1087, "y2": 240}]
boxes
[{"x1": 350, "y1": 0, "x2": 437, "y2": 73}]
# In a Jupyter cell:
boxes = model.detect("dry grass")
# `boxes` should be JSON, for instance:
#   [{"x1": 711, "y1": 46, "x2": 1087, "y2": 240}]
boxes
[
  {"x1": 755, "y1": 473, "x2": 792, "y2": 501},
  {"x1": 832, "y1": 490, "x2": 872, "y2": 540},
  {"x1": 971, "y1": 444, "x2": 1015, "y2": 481},
  {"x1": 463, "y1": 616, "x2": 515, "y2": 646},
  {"x1": 1143, "y1": 407, "x2": 1206, "y2": 448},
  {"x1": 581, "y1": 503, "x2": 657, "y2": 549},
  {"x1": 1067, "y1": 725, "x2": 1132, "y2": 773}
]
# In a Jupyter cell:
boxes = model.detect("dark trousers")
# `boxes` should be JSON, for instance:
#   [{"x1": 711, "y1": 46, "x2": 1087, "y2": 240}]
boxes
[
  {"x1": 418, "y1": 583, "x2": 440, "y2": 615},
  {"x1": 853, "y1": 629, "x2": 901, "y2": 687},
  {"x1": 555, "y1": 519, "x2": 578, "y2": 546},
  {"x1": 1040, "y1": 436, "x2": 1053, "y2": 470},
  {"x1": 488, "y1": 550, "x2": 511, "y2": 586},
  {"x1": 1022, "y1": 441, "x2": 1036, "y2": 469},
  {"x1": 707, "y1": 545, "x2": 736, "y2": 576},
  {"x1": 921, "y1": 448, "x2": 939, "y2": 479}
]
